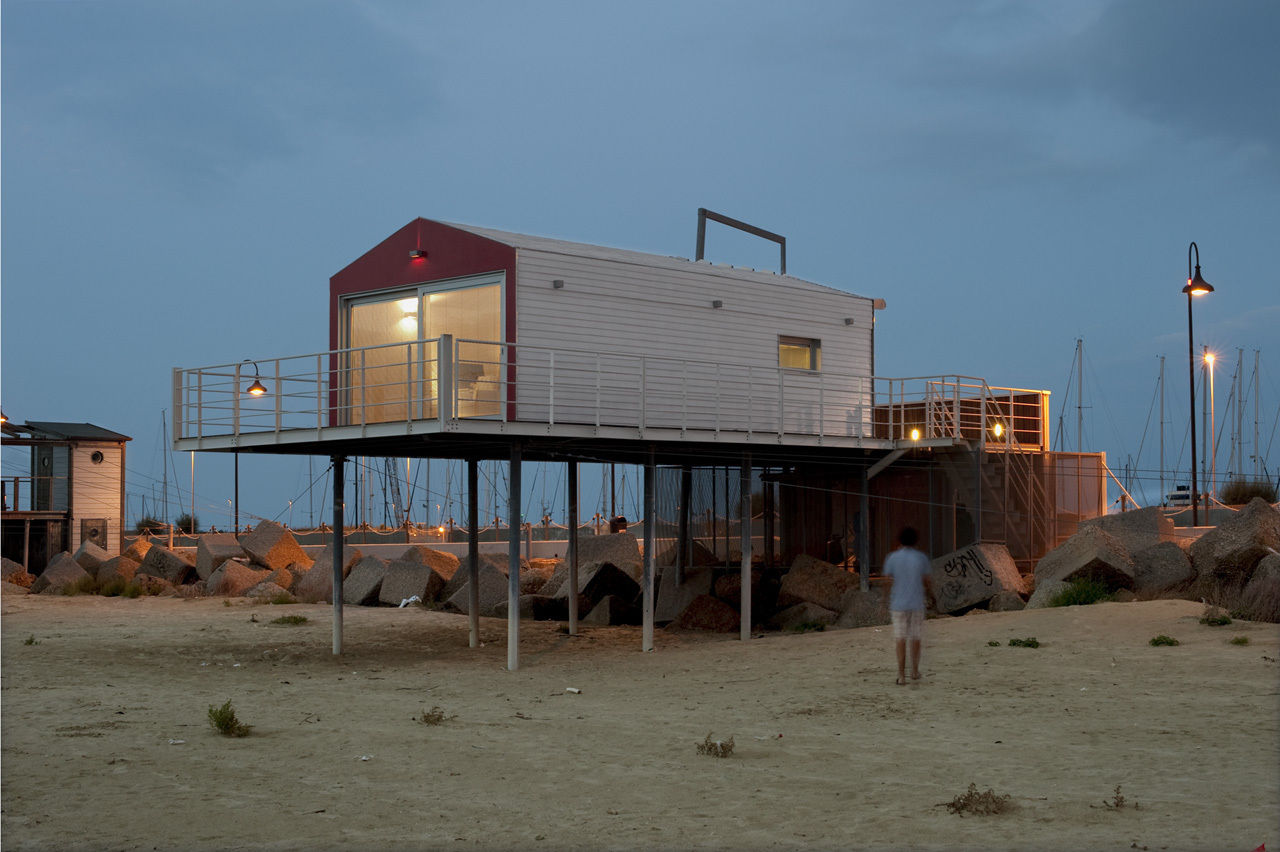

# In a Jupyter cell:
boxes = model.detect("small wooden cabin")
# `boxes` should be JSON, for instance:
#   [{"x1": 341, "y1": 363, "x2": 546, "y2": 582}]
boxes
[{"x1": 1, "y1": 420, "x2": 130, "y2": 567}]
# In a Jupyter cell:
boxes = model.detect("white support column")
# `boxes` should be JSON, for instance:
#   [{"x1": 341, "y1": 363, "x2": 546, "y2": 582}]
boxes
[
  {"x1": 642, "y1": 447, "x2": 656, "y2": 652},
  {"x1": 739, "y1": 453, "x2": 752, "y2": 641},
  {"x1": 467, "y1": 458, "x2": 480, "y2": 648},
  {"x1": 331, "y1": 455, "x2": 346, "y2": 655},
  {"x1": 507, "y1": 443, "x2": 522, "y2": 671},
  {"x1": 567, "y1": 459, "x2": 579, "y2": 635}
]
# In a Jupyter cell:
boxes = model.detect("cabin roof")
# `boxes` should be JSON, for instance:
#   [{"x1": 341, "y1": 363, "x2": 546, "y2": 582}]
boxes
[
  {"x1": 439, "y1": 220, "x2": 872, "y2": 302},
  {"x1": 14, "y1": 421, "x2": 132, "y2": 442}
]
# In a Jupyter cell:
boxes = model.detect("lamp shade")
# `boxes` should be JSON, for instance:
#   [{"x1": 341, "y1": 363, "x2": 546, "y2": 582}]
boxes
[
  {"x1": 1182, "y1": 267, "x2": 1213, "y2": 295},
  {"x1": 247, "y1": 378, "x2": 267, "y2": 396}
]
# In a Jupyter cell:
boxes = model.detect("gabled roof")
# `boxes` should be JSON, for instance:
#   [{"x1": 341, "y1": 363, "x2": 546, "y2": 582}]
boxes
[
  {"x1": 441, "y1": 220, "x2": 872, "y2": 301},
  {"x1": 16, "y1": 421, "x2": 131, "y2": 442}
]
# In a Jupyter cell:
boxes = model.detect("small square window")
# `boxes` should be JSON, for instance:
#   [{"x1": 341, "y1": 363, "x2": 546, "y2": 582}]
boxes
[{"x1": 778, "y1": 336, "x2": 821, "y2": 371}]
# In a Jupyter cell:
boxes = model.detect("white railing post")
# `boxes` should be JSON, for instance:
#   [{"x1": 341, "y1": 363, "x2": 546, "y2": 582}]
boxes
[
  {"x1": 274, "y1": 359, "x2": 282, "y2": 433},
  {"x1": 233, "y1": 363, "x2": 241, "y2": 437},
  {"x1": 316, "y1": 354, "x2": 324, "y2": 431},
  {"x1": 437, "y1": 336, "x2": 453, "y2": 423},
  {"x1": 359, "y1": 349, "x2": 367, "y2": 426},
  {"x1": 196, "y1": 370, "x2": 203, "y2": 440},
  {"x1": 407, "y1": 342, "x2": 415, "y2": 422},
  {"x1": 173, "y1": 369, "x2": 185, "y2": 441}
]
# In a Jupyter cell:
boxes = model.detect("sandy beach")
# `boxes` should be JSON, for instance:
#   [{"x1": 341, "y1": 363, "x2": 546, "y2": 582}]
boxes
[{"x1": 2, "y1": 594, "x2": 1277, "y2": 852}]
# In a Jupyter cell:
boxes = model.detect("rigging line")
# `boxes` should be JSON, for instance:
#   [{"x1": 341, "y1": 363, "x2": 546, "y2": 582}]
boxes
[
  {"x1": 1131, "y1": 373, "x2": 1162, "y2": 474},
  {"x1": 1081, "y1": 352, "x2": 1126, "y2": 457},
  {"x1": 1052, "y1": 346, "x2": 1079, "y2": 452}
]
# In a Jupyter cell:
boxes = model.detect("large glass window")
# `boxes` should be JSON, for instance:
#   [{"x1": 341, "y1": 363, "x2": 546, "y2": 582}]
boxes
[
  {"x1": 778, "y1": 335, "x2": 821, "y2": 371},
  {"x1": 343, "y1": 276, "x2": 502, "y2": 423}
]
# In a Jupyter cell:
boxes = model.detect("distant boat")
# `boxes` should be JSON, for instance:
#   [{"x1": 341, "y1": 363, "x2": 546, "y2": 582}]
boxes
[{"x1": 1165, "y1": 485, "x2": 1191, "y2": 507}]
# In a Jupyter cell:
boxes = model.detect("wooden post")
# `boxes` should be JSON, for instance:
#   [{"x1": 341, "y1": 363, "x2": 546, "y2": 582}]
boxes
[
  {"x1": 332, "y1": 455, "x2": 346, "y2": 655},
  {"x1": 739, "y1": 453, "x2": 752, "y2": 641},
  {"x1": 567, "y1": 459, "x2": 579, "y2": 635},
  {"x1": 507, "y1": 443, "x2": 522, "y2": 671},
  {"x1": 467, "y1": 458, "x2": 480, "y2": 649},
  {"x1": 642, "y1": 447, "x2": 656, "y2": 652}
]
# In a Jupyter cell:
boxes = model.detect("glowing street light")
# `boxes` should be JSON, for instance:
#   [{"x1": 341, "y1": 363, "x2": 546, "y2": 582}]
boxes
[{"x1": 1182, "y1": 242, "x2": 1214, "y2": 526}]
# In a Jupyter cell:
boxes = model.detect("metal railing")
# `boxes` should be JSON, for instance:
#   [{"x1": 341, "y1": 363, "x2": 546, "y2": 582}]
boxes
[{"x1": 174, "y1": 336, "x2": 1048, "y2": 448}]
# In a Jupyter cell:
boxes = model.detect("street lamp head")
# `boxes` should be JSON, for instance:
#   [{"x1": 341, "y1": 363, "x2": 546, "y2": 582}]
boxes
[
  {"x1": 1184, "y1": 241, "x2": 1214, "y2": 295},
  {"x1": 1204, "y1": 351, "x2": 1215, "y2": 365}
]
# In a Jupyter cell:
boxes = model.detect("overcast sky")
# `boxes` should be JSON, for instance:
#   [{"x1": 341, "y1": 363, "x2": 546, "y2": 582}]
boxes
[{"x1": 3, "y1": 0, "x2": 1277, "y2": 527}]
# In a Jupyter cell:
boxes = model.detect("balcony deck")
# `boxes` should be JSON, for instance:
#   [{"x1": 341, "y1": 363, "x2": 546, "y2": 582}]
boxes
[{"x1": 173, "y1": 336, "x2": 1048, "y2": 462}]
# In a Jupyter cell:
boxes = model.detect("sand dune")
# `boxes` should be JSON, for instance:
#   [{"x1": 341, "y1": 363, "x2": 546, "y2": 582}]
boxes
[{"x1": 2, "y1": 594, "x2": 1277, "y2": 851}]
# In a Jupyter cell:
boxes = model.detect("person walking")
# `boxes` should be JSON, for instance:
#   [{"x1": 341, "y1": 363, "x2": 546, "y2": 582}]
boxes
[{"x1": 882, "y1": 526, "x2": 933, "y2": 685}]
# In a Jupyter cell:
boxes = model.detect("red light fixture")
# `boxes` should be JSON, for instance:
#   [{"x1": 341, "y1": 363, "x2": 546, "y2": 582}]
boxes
[{"x1": 409, "y1": 249, "x2": 428, "y2": 260}]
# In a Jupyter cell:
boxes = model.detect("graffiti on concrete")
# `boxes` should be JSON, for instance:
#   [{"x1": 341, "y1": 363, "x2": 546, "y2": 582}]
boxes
[{"x1": 941, "y1": 548, "x2": 993, "y2": 587}]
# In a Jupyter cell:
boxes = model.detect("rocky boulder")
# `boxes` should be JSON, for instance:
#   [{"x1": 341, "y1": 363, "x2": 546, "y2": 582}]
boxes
[
  {"x1": 987, "y1": 591, "x2": 1026, "y2": 611},
  {"x1": 294, "y1": 545, "x2": 363, "y2": 603},
  {"x1": 1079, "y1": 507, "x2": 1176, "y2": 554},
  {"x1": 1189, "y1": 498, "x2": 1280, "y2": 580},
  {"x1": 343, "y1": 556, "x2": 388, "y2": 605},
  {"x1": 932, "y1": 543, "x2": 1027, "y2": 614},
  {"x1": 671, "y1": 594, "x2": 739, "y2": 632},
  {"x1": 137, "y1": 544, "x2": 197, "y2": 585},
  {"x1": 73, "y1": 540, "x2": 109, "y2": 575},
  {"x1": 576, "y1": 533, "x2": 643, "y2": 581},
  {"x1": 768, "y1": 601, "x2": 837, "y2": 631},
  {"x1": 32, "y1": 552, "x2": 91, "y2": 594},
  {"x1": 552, "y1": 562, "x2": 641, "y2": 616},
  {"x1": 441, "y1": 561, "x2": 510, "y2": 616},
  {"x1": 655, "y1": 566, "x2": 714, "y2": 624},
  {"x1": 196, "y1": 533, "x2": 245, "y2": 581},
  {"x1": 246, "y1": 582, "x2": 293, "y2": 602},
  {"x1": 777, "y1": 554, "x2": 855, "y2": 612},
  {"x1": 121, "y1": 539, "x2": 152, "y2": 563},
  {"x1": 128, "y1": 574, "x2": 175, "y2": 596},
  {"x1": 2, "y1": 557, "x2": 27, "y2": 581},
  {"x1": 1034, "y1": 526, "x2": 1135, "y2": 591},
  {"x1": 1131, "y1": 541, "x2": 1194, "y2": 593},
  {"x1": 583, "y1": 594, "x2": 641, "y2": 626},
  {"x1": 3, "y1": 581, "x2": 30, "y2": 596},
  {"x1": 713, "y1": 569, "x2": 763, "y2": 611},
  {"x1": 96, "y1": 556, "x2": 140, "y2": 586},
  {"x1": 833, "y1": 584, "x2": 890, "y2": 628},
  {"x1": 492, "y1": 594, "x2": 568, "y2": 621},
  {"x1": 656, "y1": 539, "x2": 719, "y2": 568},
  {"x1": 206, "y1": 559, "x2": 271, "y2": 596},
  {"x1": 379, "y1": 553, "x2": 453, "y2": 606},
  {"x1": 1025, "y1": 578, "x2": 1070, "y2": 609},
  {"x1": 240, "y1": 520, "x2": 312, "y2": 573}
]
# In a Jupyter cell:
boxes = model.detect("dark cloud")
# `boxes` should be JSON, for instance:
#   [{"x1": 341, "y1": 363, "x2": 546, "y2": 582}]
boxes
[{"x1": 1, "y1": 0, "x2": 436, "y2": 191}]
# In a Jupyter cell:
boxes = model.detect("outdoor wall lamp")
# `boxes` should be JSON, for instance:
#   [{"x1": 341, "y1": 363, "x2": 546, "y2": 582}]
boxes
[
  {"x1": 409, "y1": 249, "x2": 428, "y2": 260},
  {"x1": 711, "y1": 300, "x2": 724, "y2": 309},
  {"x1": 910, "y1": 428, "x2": 921, "y2": 441},
  {"x1": 0, "y1": 409, "x2": 7, "y2": 424},
  {"x1": 552, "y1": 279, "x2": 565, "y2": 289},
  {"x1": 244, "y1": 360, "x2": 268, "y2": 397},
  {"x1": 992, "y1": 422, "x2": 1004, "y2": 439},
  {"x1": 1182, "y1": 241, "x2": 1214, "y2": 526}
]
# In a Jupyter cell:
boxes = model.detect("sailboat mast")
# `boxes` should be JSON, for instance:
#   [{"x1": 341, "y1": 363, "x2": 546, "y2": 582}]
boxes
[
  {"x1": 1159, "y1": 355, "x2": 1165, "y2": 502},
  {"x1": 1076, "y1": 338, "x2": 1083, "y2": 454}
]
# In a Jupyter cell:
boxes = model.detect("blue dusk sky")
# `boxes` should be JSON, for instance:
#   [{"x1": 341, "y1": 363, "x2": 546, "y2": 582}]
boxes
[{"x1": 2, "y1": 0, "x2": 1277, "y2": 528}]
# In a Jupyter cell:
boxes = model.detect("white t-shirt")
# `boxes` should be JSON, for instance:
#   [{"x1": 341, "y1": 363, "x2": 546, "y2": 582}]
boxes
[{"x1": 884, "y1": 546, "x2": 931, "y2": 612}]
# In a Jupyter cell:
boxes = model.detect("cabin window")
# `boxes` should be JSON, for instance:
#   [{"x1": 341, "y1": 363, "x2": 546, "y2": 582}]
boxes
[
  {"x1": 342, "y1": 274, "x2": 503, "y2": 423},
  {"x1": 778, "y1": 336, "x2": 821, "y2": 371}
]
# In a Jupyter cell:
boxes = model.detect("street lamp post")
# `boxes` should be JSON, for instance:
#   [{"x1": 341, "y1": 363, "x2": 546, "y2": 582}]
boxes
[{"x1": 1183, "y1": 242, "x2": 1214, "y2": 526}]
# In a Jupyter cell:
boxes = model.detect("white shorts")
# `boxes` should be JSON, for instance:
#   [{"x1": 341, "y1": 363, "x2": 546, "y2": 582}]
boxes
[{"x1": 891, "y1": 610, "x2": 925, "y2": 640}]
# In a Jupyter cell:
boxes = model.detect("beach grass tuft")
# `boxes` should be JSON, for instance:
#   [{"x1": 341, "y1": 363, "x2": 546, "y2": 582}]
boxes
[
  {"x1": 943, "y1": 783, "x2": 1014, "y2": 816},
  {"x1": 1149, "y1": 634, "x2": 1180, "y2": 646},
  {"x1": 417, "y1": 706, "x2": 453, "y2": 725},
  {"x1": 696, "y1": 733, "x2": 734, "y2": 758},
  {"x1": 208, "y1": 699, "x2": 253, "y2": 737},
  {"x1": 1007, "y1": 637, "x2": 1040, "y2": 648},
  {"x1": 1048, "y1": 578, "x2": 1112, "y2": 607},
  {"x1": 270, "y1": 614, "x2": 308, "y2": 626}
]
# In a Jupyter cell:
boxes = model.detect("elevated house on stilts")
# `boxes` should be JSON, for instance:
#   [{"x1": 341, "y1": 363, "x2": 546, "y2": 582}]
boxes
[{"x1": 173, "y1": 213, "x2": 1106, "y2": 668}]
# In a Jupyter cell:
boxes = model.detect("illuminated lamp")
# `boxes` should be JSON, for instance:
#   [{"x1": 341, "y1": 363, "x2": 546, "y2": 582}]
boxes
[
  {"x1": 243, "y1": 360, "x2": 268, "y2": 396},
  {"x1": 410, "y1": 249, "x2": 428, "y2": 260},
  {"x1": 910, "y1": 428, "x2": 920, "y2": 442},
  {"x1": 992, "y1": 422, "x2": 1004, "y2": 439},
  {"x1": 0, "y1": 410, "x2": 7, "y2": 424}
]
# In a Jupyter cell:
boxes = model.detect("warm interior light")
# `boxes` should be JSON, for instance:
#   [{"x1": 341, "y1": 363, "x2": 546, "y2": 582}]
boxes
[
  {"x1": 397, "y1": 298, "x2": 418, "y2": 312},
  {"x1": 910, "y1": 428, "x2": 920, "y2": 441},
  {"x1": 398, "y1": 315, "x2": 418, "y2": 333}
]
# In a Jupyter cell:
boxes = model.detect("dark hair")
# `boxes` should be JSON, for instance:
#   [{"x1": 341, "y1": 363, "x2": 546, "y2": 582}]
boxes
[{"x1": 898, "y1": 526, "x2": 919, "y2": 547}]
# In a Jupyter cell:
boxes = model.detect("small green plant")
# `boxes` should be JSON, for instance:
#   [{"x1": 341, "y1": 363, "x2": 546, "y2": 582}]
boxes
[
  {"x1": 207, "y1": 699, "x2": 252, "y2": 737},
  {"x1": 1199, "y1": 602, "x2": 1232, "y2": 626},
  {"x1": 270, "y1": 614, "x2": 308, "y2": 626},
  {"x1": 791, "y1": 620, "x2": 827, "y2": 633},
  {"x1": 175, "y1": 513, "x2": 200, "y2": 534},
  {"x1": 119, "y1": 583, "x2": 142, "y2": 599},
  {"x1": 696, "y1": 733, "x2": 735, "y2": 758},
  {"x1": 987, "y1": 640, "x2": 1001, "y2": 646},
  {"x1": 134, "y1": 516, "x2": 165, "y2": 535},
  {"x1": 1048, "y1": 577, "x2": 1113, "y2": 607},
  {"x1": 1149, "y1": 634, "x2": 1180, "y2": 646},
  {"x1": 1229, "y1": 635, "x2": 1250, "y2": 645},
  {"x1": 417, "y1": 706, "x2": 453, "y2": 725},
  {"x1": 23, "y1": 634, "x2": 38, "y2": 646},
  {"x1": 1101, "y1": 784, "x2": 1136, "y2": 809},
  {"x1": 1007, "y1": 637, "x2": 1040, "y2": 648},
  {"x1": 943, "y1": 783, "x2": 1014, "y2": 816},
  {"x1": 60, "y1": 574, "x2": 100, "y2": 596},
  {"x1": 223, "y1": 599, "x2": 233, "y2": 607},
  {"x1": 267, "y1": 593, "x2": 297, "y2": 605}
]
